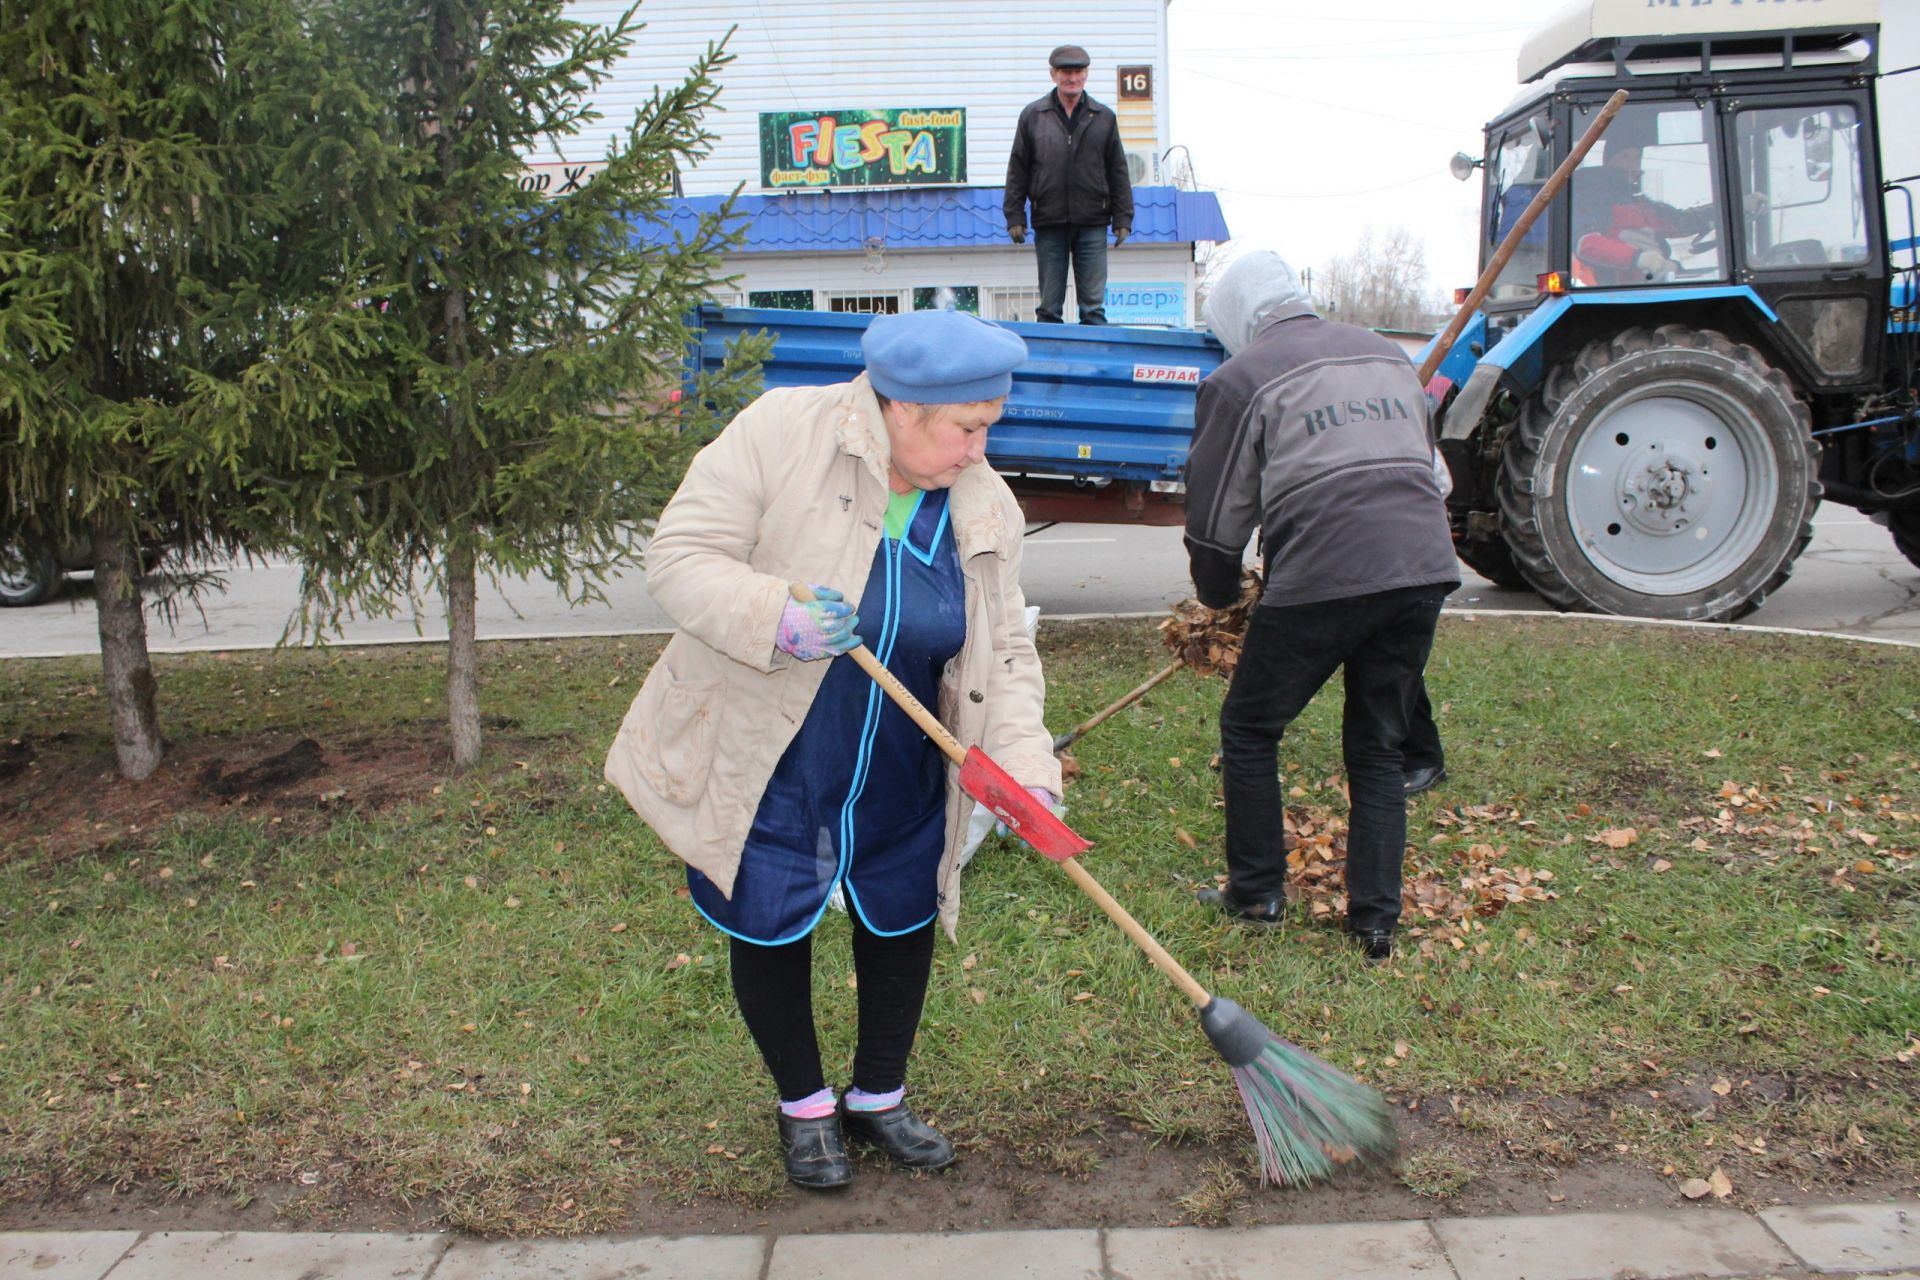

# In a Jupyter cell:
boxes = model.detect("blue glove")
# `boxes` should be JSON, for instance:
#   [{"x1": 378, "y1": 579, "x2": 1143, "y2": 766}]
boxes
[{"x1": 776, "y1": 585, "x2": 861, "y2": 660}]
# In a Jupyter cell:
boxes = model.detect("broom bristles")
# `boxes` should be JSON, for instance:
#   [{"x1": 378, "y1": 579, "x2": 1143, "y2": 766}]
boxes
[{"x1": 1229, "y1": 1036, "x2": 1398, "y2": 1187}]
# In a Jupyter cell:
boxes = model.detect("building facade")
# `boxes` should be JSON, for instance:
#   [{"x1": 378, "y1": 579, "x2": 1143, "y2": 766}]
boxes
[{"x1": 545, "y1": 0, "x2": 1226, "y2": 325}]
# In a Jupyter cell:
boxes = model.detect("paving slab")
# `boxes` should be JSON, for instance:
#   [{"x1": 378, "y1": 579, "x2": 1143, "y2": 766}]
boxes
[
  {"x1": 0, "y1": 1231, "x2": 141, "y2": 1280},
  {"x1": 766, "y1": 1228, "x2": 1101, "y2": 1279},
  {"x1": 434, "y1": 1234, "x2": 768, "y2": 1280},
  {"x1": 1107, "y1": 1219, "x2": 1452, "y2": 1279},
  {"x1": 1759, "y1": 1201, "x2": 1920, "y2": 1274},
  {"x1": 1432, "y1": 1209, "x2": 1795, "y2": 1280},
  {"x1": 106, "y1": 1230, "x2": 445, "y2": 1279}
]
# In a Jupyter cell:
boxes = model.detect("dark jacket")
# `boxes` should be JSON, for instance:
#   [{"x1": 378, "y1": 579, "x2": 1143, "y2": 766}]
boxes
[
  {"x1": 1003, "y1": 90, "x2": 1133, "y2": 234},
  {"x1": 1184, "y1": 306, "x2": 1459, "y2": 610}
]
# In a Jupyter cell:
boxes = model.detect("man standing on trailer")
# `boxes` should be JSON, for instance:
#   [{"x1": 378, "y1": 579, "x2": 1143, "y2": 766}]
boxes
[{"x1": 1003, "y1": 44, "x2": 1133, "y2": 325}]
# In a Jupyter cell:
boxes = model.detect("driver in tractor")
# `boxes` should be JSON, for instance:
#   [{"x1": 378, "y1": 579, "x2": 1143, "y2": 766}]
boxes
[{"x1": 1570, "y1": 111, "x2": 1716, "y2": 286}]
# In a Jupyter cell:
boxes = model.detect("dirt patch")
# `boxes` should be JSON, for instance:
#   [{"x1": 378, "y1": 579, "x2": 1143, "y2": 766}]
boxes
[
  {"x1": 0, "y1": 1098, "x2": 1911, "y2": 1238},
  {"x1": 0, "y1": 727, "x2": 538, "y2": 866}
]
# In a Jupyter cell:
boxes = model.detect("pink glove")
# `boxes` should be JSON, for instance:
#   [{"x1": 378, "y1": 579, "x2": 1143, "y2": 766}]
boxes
[
  {"x1": 775, "y1": 585, "x2": 861, "y2": 661},
  {"x1": 1025, "y1": 786, "x2": 1059, "y2": 812}
]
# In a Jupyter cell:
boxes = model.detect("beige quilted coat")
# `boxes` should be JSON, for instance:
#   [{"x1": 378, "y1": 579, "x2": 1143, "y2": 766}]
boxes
[{"x1": 605, "y1": 373, "x2": 1062, "y2": 939}]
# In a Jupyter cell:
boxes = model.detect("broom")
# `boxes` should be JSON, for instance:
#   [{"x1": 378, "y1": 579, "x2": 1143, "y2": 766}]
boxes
[{"x1": 790, "y1": 585, "x2": 1398, "y2": 1185}]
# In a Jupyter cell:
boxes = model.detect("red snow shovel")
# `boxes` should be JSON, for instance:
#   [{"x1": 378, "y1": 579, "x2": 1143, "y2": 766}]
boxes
[{"x1": 789, "y1": 583, "x2": 1089, "y2": 860}]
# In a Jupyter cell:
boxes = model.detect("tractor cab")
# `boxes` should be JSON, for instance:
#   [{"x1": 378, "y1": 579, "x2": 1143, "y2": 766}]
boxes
[
  {"x1": 1469, "y1": 3, "x2": 1887, "y2": 392},
  {"x1": 1427, "y1": 0, "x2": 1919, "y2": 623}
]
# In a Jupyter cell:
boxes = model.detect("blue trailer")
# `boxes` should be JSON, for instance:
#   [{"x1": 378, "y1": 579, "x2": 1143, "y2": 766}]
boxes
[{"x1": 689, "y1": 305, "x2": 1224, "y2": 525}]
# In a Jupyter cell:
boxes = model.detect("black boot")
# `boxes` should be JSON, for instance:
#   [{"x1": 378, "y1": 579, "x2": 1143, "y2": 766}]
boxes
[
  {"x1": 840, "y1": 1101, "x2": 956, "y2": 1170},
  {"x1": 1353, "y1": 928, "x2": 1395, "y2": 963},
  {"x1": 1195, "y1": 884, "x2": 1283, "y2": 927},
  {"x1": 776, "y1": 1111, "x2": 853, "y2": 1189}
]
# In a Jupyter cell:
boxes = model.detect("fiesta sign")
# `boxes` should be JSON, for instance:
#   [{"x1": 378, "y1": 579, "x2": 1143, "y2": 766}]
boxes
[{"x1": 759, "y1": 108, "x2": 967, "y2": 190}]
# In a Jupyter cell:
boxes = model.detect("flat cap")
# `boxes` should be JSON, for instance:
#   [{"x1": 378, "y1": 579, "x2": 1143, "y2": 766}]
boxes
[
  {"x1": 1048, "y1": 44, "x2": 1090, "y2": 69},
  {"x1": 862, "y1": 310, "x2": 1029, "y2": 405}
]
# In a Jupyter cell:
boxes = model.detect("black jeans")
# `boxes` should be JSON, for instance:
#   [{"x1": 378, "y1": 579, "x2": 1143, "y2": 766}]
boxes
[
  {"x1": 1404, "y1": 680, "x2": 1444, "y2": 773},
  {"x1": 1218, "y1": 585, "x2": 1447, "y2": 935},
  {"x1": 1033, "y1": 224, "x2": 1109, "y2": 324},
  {"x1": 728, "y1": 914, "x2": 936, "y2": 1103}
]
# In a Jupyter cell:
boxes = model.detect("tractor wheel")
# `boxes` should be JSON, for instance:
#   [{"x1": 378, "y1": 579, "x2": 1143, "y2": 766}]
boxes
[
  {"x1": 0, "y1": 542, "x2": 61, "y2": 607},
  {"x1": 1455, "y1": 523, "x2": 1529, "y2": 588},
  {"x1": 1890, "y1": 509, "x2": 1920, "y2": 572},
  {"x1": 1498, "y1": 325, "x2": 1819, "y2": 622}
]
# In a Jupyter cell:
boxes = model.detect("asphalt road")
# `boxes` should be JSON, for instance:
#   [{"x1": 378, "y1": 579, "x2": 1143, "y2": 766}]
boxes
[{"x1": 3, "y1": 509, "x2": 1916, "y2": 657}]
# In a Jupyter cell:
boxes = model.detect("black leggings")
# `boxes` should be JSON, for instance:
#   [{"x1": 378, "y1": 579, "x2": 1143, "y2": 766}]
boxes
[{"x1": 728, "y1": 914, "x2": 937, "y2": 1103}]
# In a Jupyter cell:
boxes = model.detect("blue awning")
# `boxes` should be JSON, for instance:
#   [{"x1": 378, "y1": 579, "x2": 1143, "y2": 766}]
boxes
[{"x1": 633, "y1": 185, "x2": 1229, "y2": 253}]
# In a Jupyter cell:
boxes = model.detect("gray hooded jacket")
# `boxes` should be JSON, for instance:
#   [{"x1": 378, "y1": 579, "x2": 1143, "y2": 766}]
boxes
[{"x1": 1185, "y1": 252, "x2": 1459, "y2": 609}]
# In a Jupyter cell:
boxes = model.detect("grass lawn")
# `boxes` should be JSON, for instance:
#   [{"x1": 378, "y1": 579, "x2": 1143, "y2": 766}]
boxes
[{"x1": 0, "y1": 617, "x2": 1915, "y2": 1233}]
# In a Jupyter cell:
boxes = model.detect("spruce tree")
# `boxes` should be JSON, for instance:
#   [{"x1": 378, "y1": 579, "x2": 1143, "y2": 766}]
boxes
[
  {"x1": 301, "y1": 0, "x2": 767, "y2": 769},
  {"x1": 0, "y1": 0, "x2": 349, "y2": 779}
]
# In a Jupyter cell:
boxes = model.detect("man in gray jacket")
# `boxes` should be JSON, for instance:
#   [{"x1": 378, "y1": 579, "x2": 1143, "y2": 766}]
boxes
[
  {"x1": 1003, "y1": 44, "x2": 1133, "y2": 324},
  {"x1": 1185, "y1": 251, "x2": 1458, "y2": 961}
]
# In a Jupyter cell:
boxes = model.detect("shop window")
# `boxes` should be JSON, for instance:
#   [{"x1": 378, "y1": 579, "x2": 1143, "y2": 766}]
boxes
[
  {"x1": 989, "y1": 287, "x2": 1043, "y2": 323},
  {"x1": 913, "y1": 286, "x2": 980, "y2": 314},
  {"x1": 747, "y1": 289, "x2": 814, "y2": 311},
  {"x1": 826, "y1": 292, "x2": 901, "y2": 315}
]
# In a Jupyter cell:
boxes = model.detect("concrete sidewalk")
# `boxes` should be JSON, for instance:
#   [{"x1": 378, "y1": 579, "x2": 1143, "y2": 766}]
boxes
[{"x1": 4, "y1": 1200, "x2": 1916, "y2": 1279}]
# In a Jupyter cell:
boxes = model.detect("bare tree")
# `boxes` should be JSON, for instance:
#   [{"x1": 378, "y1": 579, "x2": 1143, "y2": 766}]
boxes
[{"x1": 1315, "y1": 226, "x2": 1442, "y2": 330}]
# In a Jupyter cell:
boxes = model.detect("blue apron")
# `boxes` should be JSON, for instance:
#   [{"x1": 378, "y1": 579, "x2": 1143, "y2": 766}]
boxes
[{"x1": 690, "y1": 488, "x2": 966, "y2": 944}]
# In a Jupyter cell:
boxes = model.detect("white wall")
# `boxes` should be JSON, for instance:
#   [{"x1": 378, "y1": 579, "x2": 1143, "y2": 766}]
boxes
[
  {"x1": 715, "y1": 243, "x2": 1200, "y2": 324},
  {"x1": 549, "y1": 1, "x2": 1171, "y2": 192}
]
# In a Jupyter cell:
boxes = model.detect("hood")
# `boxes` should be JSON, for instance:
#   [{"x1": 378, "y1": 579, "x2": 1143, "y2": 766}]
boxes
[{"x1": 1203, "y1": 250, "x2": 1318, "y2": 356}]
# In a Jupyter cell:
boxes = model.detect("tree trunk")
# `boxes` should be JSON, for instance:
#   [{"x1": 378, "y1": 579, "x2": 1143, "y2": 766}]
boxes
[
  {"x1": 93, "y1": 525, "x2": 163, "y2": 780},
  {"x1": 447, "y1": 541, "x2": 481, "y2": 770}
]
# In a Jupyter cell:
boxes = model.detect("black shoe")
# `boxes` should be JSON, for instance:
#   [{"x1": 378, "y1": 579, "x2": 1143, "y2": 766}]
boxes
[
  {"x1": 1353, "y1": 929, "x2": 1396, "y2": 963},
  {"x1": 1195, "y1": 884, "x2": 1283, "y2": 927},
  {"x1": 839, "y1": 1101, "x2": 956, "y2": 1170},
  {"x1": 1403, "y1": 765, "x2": 1448, "y2": 796},
  {"x1": 777, "y1": 1111, "x2": 853, "y2": 1189}
]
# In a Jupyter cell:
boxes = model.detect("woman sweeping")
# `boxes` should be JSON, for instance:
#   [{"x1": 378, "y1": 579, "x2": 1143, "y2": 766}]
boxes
[{"x1": 605, "y1": 309, "x2": 1061, "y2": 1189}]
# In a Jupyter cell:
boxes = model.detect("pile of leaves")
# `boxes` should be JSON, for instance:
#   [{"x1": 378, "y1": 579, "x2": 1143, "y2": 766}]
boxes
[
  {"x1": 1281, "y1": 799, "x2": 1559, "y2": 962},
  {"x1": 1158, "y1": 570, "x2": 1264, "y2": 678}
]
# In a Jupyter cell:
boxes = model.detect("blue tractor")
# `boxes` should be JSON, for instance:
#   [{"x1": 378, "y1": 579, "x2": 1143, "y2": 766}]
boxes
[{"x1": 1424, "y1": 0, "x2": 1918, "y2": 620}]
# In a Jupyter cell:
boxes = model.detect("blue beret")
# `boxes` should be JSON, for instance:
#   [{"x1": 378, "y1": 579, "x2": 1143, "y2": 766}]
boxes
[{"x1": 861, "y1": 310, "x2": 1029, "y2": 404}]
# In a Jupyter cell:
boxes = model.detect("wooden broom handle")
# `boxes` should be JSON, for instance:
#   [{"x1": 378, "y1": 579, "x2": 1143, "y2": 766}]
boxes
[
  {"x1": 790, "y1": 582, "x2": 967, "y2": 768},
  {"x1": 791, "y1": 582, "x2": 1214, "y2": 1010},
  {"x1": 1416, "y1": 88, "x2": 1629, "y2": 385},
  {"x1": 1059, "y1": 857, "x2": 1213, "y2": 1007}
]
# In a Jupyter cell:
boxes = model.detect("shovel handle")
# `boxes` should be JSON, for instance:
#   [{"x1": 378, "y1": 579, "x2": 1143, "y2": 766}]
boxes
[
  {"x1": 1053, "y1": 660, "x2": 1184, "y2": 752},
  {"x1": 789, "y1": 582, "x2": 968, "y2": 768},
  {"x1": 1417, "y1": 88, "x2": 1629, "y2": 386}
]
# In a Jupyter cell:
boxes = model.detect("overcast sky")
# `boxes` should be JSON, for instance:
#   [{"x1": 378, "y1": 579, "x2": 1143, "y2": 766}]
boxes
[{"x1": 1166, "y1": 0, "x2": 1603, "y2": 299}]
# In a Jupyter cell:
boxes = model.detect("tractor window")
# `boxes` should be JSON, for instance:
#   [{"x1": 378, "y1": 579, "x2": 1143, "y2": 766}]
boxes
[
  {"x1": 1484, "y1": 117, "x2": 1552, "y2": 301},
  {"x1": 1735, "y1": 104, "x2": 1868, "y2": 270},
  {"x1": 1569, "y1": 102, "x2": 1727, "y2": 288}
]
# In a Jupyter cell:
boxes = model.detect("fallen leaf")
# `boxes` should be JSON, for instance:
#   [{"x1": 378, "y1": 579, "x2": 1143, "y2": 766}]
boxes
[
  {"x1": 1680, "y1": 1178, "x2": 1712, "y2": 1199},
  {"x1": 665, "y1": 953, "x2": 690, "y2": 972},
  {"x1": 1711, "y1": 1077, "x2": 1732, "y2": 1096},
  {"x1": 1651, "y1": 859, "x2": 1673, "y2": 873},
  {"x1": 1704, "y1": 748, "x2": 1723, "y2": 758},
  {"x1": 1174, "y1": 827, "x2": 1197, "y2": 849},
  {"x1": 1593, "y1": 828, "x2": 1638, "y2": 849},
  {"x1": 1708, "y1": 1167, "x2": 1733, "y2": 1198},
  {"x1": 609, "y1": 922, "x2": 627, "y2": 933},
  {"x1": 961, "y1": 952, "x2": 977, "y2": 970},
  {"x1": 1071, "y1": 991, "x2": 1095, "y2": 1002},
  {"x1": 968, "y1": 988, "x2": 987, "y2": 1005}
]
